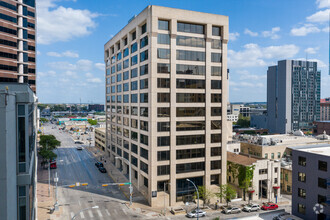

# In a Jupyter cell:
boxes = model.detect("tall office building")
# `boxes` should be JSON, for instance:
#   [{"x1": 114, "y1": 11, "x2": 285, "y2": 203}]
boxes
[
  {"x1": 0, "y1": 83, "x2": 38, "y2": 220},
  {"x1": 104, "y1": 5, "x2": 228, "y2": 206},
  {"x1": 0, "y1": 0, "x2": 36, "y2": 92},
  {"x1": 267, "y1": 60, "x2": 320, "y2": 134}
]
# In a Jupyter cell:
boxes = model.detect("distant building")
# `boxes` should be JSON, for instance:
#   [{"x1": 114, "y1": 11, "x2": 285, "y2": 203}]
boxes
[
  {"x1": 280, "y1": 164, "x2": 292, "y2": 195},
  {"x1": 291, "y1": 144, "x2": 330, "y2": 220},
  {"x1": 267, "y1": 60, "x2": 320, "y2": 134},
  {"x1": 0, "y1": 83, "x2": 38, "y2": 220},
  {"x1": 227, "y1": 104, "x2": 250, "y2": 120},
  {"x1": 320, "y1": 98, "x2": 330, "y2": 121},
  {"x1": 227, "y1": 152, "x2": 281, "y2": 202},
  {"x1": 250, "y1": 115, "x2": 267, "y2": 129},
  {"x1": 314, "y1": 121, "x2": 330, "y2": 135},
  {"x1": 88, "y1": 104, "x2": 104, "y2": 112},
  {"x1": 95, "y1": 128, "x2": 106, "y2": 151},
  {"x1": 227, "y1": 114, "x2": 239, "y2": 122}
]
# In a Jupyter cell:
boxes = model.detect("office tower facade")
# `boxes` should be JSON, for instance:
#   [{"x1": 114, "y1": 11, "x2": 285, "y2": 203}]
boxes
[
  {"x1": 291, "y1": 144, "x2": 330, "y2": 220},
  {"x1": 104, "y1": 5, "x2": 228, "y2": 206},
  {"x1": 267, "y1": 60, "x2": 320, "y2": 134},
  {"x1": 0, "y1": 83, "x2": 38, "y2": 220},
  {"x1": 0, "y1": 0, "x2": 36, "y2": 92}
]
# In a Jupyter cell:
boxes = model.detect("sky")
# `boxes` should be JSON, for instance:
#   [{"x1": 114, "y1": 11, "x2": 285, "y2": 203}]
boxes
[{"x1": 36, "y1": 0, "x2": 330, "y2": 103}]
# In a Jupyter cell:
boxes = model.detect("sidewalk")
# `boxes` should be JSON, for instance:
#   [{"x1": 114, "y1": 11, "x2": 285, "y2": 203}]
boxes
[
  {"x1": 36, "y1": 156, "x2": 62, "y2": 220},
  {"x1": 86, "y1": 146, "x2": 164, "y2": 218}
]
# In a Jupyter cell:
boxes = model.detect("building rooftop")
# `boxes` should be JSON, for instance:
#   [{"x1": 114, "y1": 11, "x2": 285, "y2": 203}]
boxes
[
  {"x1": 227, "y1": 152, "x2": 259, "y2": 166},
  {"x1": 95, "y1": 127, "x2": 106, "y2": 133},
  {"x1": 235, "y1": 133, "x2": 330, "y2": 147},
  {"x1": 289, "y1": 144, "x2": 330, "y2": 157}
]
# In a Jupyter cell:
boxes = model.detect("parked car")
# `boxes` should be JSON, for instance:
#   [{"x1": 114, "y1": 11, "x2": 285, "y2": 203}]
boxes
[
  {"x1": 76, "y1": 146, "x2": 83, "y2": 150},
  {"x1": 98, "y1": 167, "x2": 107, "y2": 173},
  {"x1": 186, "y1": 209, "x2": 206, "y2": 218},
  {"x1": 243, "y1": 204, "x2": 260, "y2": 212},
  {"x1": 261, "y1": 203, "x2": 278, "y2": 210},
  {"x1": 74, "y1": 140, "x2": 84, "y2": 144},
  {"x1": 222, "y1": 207, "x2": 241, "y2": 214},
  {"x1": 95, "y1": 162, "x2": 103, "y2": 168}
]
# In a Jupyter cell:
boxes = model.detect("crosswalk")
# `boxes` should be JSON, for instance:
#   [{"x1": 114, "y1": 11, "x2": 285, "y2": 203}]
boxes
[{"x1": 69, "y1": 207, "x2": 123, "y2": 219}]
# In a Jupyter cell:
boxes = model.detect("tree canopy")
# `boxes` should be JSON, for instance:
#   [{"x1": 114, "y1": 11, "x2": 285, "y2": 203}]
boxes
[
  {"x1": 88, "y1": 119, "x2": 97, "y2": 126},
  {"x1": 39, "y1": 135, "x2": 61, "y2": 150},
  {"x1": 215, "y1": 184, "x2": 236, "y2": 206}
]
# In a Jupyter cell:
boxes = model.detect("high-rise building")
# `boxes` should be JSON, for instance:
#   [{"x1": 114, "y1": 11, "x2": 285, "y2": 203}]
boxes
[
  {"x1": 0, "y1": 83, "x2": 38, "y2": 220},
  {"x1": 104, "y1": 5, "x2": 228, "y2": 206},
  {"x1": 290, "y1": 144, "x2": 330, "y2": 220},
  {"x1": 267, "y1": 60, "x2": 320, "y2": 134},
  {"x1": 0, "y1": 0, "x2": 36, "y2": 92}
]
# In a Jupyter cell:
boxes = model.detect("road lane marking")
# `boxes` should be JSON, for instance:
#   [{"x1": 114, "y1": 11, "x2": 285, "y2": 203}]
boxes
[
  {"x1": 70, "y1": 212, "x2": 74, "y2": 218},
  {"x1": 122, "y1": 208, "x2": 127, "y2": 214},
  {"x1": 97, "y1": 209, "x2": 103, "y2": 217},
  {"x1": 88, "y1": 210, "x2": 94, "y2": 218},
  {"x1": 80, "y1": 212, "x2": 85, "y2": 219},
  {"x1": 114, "y1": 209, "x2": 118, "y2": 215},
  {"x1": 105, "y1": 209, "x2": 111, "y2": 216}
]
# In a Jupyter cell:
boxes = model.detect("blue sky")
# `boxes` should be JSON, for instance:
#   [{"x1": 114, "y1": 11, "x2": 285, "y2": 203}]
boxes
[{"x1": 37, "y1": 0, "x2": 330, "y2": 103}]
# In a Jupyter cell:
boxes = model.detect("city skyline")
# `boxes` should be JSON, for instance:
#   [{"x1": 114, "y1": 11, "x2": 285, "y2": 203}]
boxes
[{"x1": 36, "y1": 0, "x2": 329, "y2": 103}]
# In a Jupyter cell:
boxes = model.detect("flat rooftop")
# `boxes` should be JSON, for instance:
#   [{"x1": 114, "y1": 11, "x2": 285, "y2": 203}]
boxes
[
  {"x1": 289, "y1": 144, "x2": 330, "y2": 157},
  {"x1": 227, "y1": 152, "x2": 259, "y2": 166}
]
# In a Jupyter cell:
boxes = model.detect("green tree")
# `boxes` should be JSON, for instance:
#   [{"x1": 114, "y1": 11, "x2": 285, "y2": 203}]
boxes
[
  {"x1": 238, "y1": 165, "x2": 255, "y2": 200},
  {"x1": 88, "y1": 119, "x2": 98, "y2": 126},
  {"x1": 40, "y1": 117, "x2": 49, "y2": 123},
  {"x1": 215, "y1": 184, "x2": 236, "y2": 206},
  {"x1": 195, "y1": 185, "x2": 213, "y2": 207},
  {"x1": 236, "y1": 114, "x2": 250, "y2": 128},
  {"x1": 39, "y1": 135, "x2": 61, "y2": 150}
]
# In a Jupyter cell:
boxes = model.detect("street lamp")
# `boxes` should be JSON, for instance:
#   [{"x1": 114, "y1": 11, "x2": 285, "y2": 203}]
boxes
[
  {"x1": 163, "y1": 182, "x2": 171, "y2": 216},
  {"x1": 115, "y1": 156, "x2": 133, "y2": 206},
  {"x1": 186, "y1": 179, "x2": 200, "y2": 220},
  {"x1": 71, "y1": 206, "x2": 99, "y2": 220},
  {"x1": 48, "y1": 159, "x2": 63, "y2": 197}
]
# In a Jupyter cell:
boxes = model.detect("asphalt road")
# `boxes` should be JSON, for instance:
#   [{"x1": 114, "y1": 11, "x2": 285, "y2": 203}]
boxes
[{"x1": 43, "y1": 124, "x2": 144, "y2": 220}]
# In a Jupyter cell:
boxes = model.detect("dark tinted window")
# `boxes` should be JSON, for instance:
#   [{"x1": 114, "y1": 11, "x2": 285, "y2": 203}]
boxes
[
  {"x1": 177, "y1": 50, "x2": 205, "y2": 61},
  {"x1": 177, "y1": 22, "x2": 204, "y2": 34},
  {"x1": 212, "y1": 26, "x2": 221, "y2": 36},
  {"x1": 158, "y1": 34, "x2": 170, "y2": 44},
  {"x1": 158, "y1": 20, "x2": 169, "y2": 30},
  {"x1": 176, "y1": 64, "x2": 205, "y2": 75},
  {"x1": 158, "y1": 63, "x2": 170, "y2": 73}
]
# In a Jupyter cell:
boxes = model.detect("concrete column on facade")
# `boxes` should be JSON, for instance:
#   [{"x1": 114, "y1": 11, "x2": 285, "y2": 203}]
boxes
[
  {"x1": 220, "y1": 23, "x2": 229, "y2": 185},
  {"x1": 169, "y1": 18, "x2": 177, "y2": 207},
  {"x1": 204, "y1": 23, "x2": 212, "y2": 187}
]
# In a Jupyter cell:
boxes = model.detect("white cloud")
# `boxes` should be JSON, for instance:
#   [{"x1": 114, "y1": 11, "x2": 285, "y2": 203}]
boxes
[
  {"x1": 47, "y1": 52, "x2": 62, "y2": 57},
  {"x1": 306, "y1": 9, "x2": 330, "y2": 23},
  {"x1": 62, "y1": 51, "x2": 79, "y2": 58},
  {"x1": 244, "y1": 28, "x2": 258, "y2": 37},
  {"x1": 37, "y1": 51, "x2": 41, "y2": 55},
  {"x1": 48, "y1": 70, "x2": 57, "y2": 76},
  {"x1": 77, "y1": 59, "x2": 93, "y2": 71},
  {"x1": 290, "y1": 24, "x2": 320, "y2": 36},
  {"x1": 228, "y1": 43, "x2": 299, "y2": 68},
  {"x1": 48, "y1": 61, "x2": 76, "y2": 70},
  {"x1": 317, "y1": 0, "x2": 330, "y2": 8},
  {"x1": 86, "y1": 78, "x2": 102, "y2": 83},
  {"x1": 229, "y1": 32, "x2": 240, "y2": 41},
  {"x1": 304, "y1": 47, "x2": 319, "y2": 54},
  {"x1": 37, "y1": 0, "x2": 98, "y2": 44},
  {"x1": 237, "y1": 70, "x2": 267, "y2": 80},
  {"x1": 85, "y1": 72, "x2": 93, "y2": 78},
  {"x1": 262, "y1": 27, "x2": 280, "y2": 39},
  {"x1": 322, "y1": 26, "x2": 329, "y2": 32},
  {"x1": 95, "y1": 63, "x2": 105, "y2": 71}
]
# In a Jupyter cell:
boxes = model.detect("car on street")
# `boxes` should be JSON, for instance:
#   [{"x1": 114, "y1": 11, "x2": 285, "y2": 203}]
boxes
[
  {"x1": 95, "y1": 162, "x2": 103, "y2": 168},
  {"x1": 186, "y1": 209, "x2": 206, "y2": 218},
  {"x1": 243, "y1": 204, "x2": 260, "y2": 212},
  {"x1": 74, "y1": 140, "x2": 84, "y2": 144},
  {"x1": 98, "y1": 167, "x2": 107, "y2": 173},
  {"x1": 77, "y1": 146, "x2": 83, "y2": 150},
  {"x1": 261, "y1": 203, "x2": 278, "y2": 210},
  {"x1": 222, "y1": 207, "x2": 241, "y2": 214}
]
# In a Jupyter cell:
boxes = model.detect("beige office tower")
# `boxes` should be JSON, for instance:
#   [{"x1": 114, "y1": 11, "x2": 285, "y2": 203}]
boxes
[{"x1": 104, "y1": 5, "x2": 228, "y2": 207}]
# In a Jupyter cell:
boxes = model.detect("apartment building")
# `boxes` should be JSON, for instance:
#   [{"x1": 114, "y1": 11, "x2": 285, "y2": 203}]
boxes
[
  {"x1": 227, "y1": 152, "x2": 281, "y2": 202},
  {"x1": 0, "y1": 83, "x2": 38, "y2": 220},
  {"x1": 291, "y1": 144, "x2": 330, "y2": 220},
  {"x1": 267, "y1": 60, "x2": 320, "y2": 134},
  {"x1": 0, "y1": 0, "x2": 36, "y2": 92},
  {"x1": 320, "y1": 100, "x2": 330, "y2": 121},
  {"x1": 104, "y1": 5, "x2": 228, "y2": 206}
]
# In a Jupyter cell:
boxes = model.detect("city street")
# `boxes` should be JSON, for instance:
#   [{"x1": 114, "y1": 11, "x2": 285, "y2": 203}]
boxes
[{"x1": 43, "y1": 124, "x2": 145, "y2": 219}]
